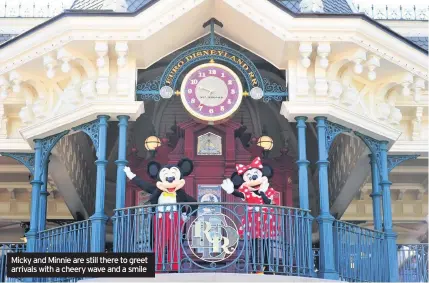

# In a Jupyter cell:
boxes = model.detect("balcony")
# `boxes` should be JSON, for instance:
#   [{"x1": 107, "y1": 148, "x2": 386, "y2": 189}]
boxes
[
  {"x1": 113, "y1": 203, "x2": 314, "y2": 276},
  {"x1": 0, "y1": 203, "x2": 428, "y2": 282}
]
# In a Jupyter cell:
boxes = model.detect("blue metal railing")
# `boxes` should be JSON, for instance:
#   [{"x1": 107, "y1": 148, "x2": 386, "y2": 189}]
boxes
[
  {"x1": 113, "y1": 202, "x2": 314, "y2": 276},
  {"x1": 398, "y1": 244, "x2": 428, "y2": 282},
  {"x1": 333, "y1": 220, "x2": 387, "y2": 282},
  {"x1": 312, "y1": 247, "x2": 320, "y2": 275},
  {"x1": 38, "y1": 219, "x2": 91, "y2": 253},
  {"x1": 0, "y1": 243, "x2": 26, "y2": 282},
  {"x1": 36, "y1": 220, "x2": 92, "y2": 282}
]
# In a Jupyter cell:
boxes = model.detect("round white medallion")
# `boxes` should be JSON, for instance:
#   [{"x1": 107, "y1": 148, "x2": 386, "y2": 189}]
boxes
[
  {"x1": 160, "y1": 86, "x2": 174, "y2": 99},
  {"x1": 250, "y1": 87, "x2": 264, "y2": 100}
]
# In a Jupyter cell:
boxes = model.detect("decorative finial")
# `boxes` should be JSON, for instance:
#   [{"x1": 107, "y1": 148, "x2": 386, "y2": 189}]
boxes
[
  {"x1": 175, "y1": 90, "x2": 181, "y2": 96},
  {"x1": 209, "y1": 59, "x2": 215, "y2": 63}
]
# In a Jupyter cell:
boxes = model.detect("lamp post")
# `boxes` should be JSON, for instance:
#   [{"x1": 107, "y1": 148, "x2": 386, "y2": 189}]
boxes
[
  {"x1": 144, "y1": 135, "x2": 161, "y2": 157},
  {"x1": 257, "y1": 135, "x2": 273, "y2": 158}
]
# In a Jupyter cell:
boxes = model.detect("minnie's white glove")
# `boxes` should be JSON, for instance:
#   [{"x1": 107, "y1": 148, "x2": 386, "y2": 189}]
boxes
[
  {"x1": 221, "y1": 179, "x2": 234, "y2": 194},
  {"x1": 259, "y1": 177, "x2": 269, "y2": 193},
  {"x1": 181, "y1": 213, "x2": 189, "y2": 222},
  {"x1": 123, "y1": 166, "x2": 136, "y2": 180}
]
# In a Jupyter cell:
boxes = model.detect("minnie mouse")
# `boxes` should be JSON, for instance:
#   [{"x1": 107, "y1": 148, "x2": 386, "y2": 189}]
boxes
[
  {"x1": 124, "y1": 158, "x2": 197, "y2": 272},
  {"x1": 221, "y1": 157, "x2": 278, "y2": 274}
]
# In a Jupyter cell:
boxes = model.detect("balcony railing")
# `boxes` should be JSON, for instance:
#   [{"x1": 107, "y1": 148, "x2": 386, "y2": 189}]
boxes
[
  {"x1": 355, "y1": 4, "x2": 429, "y2": 21},
  {"x1": 0, "y1": 243, "x2": 26, "y2": 282},
  {"x1": 312, "y1": 247, "x2": 320, "y2": 276},
  {"x1": 38, "y1": 219, "x2": 92, "y2": 253},
  {"x1": 333, "y1": 220, "x2": 388, "y2": 282},
  {"x1": 113, "y1": 202, "x2": 314, "y2": 276},
  {"x1": 398, "y1": 244, "x2": 428, "y2": 282},
  {"x1": 1, "y1": 209, "x2": 426, "y2": 282},
  {"x1": 0, "y1": 1, "x2": 71, "y2": 18},
  {"x1": 35, "y1": 220, "x2": 92, "y2": 282}
]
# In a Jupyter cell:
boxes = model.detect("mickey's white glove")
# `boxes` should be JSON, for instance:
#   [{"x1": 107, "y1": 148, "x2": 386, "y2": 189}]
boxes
[
  {"x1": 181, "y1": 213, "x2": 188, "y2": 222},
  {"x1": 221, "y1": 179, "x2": 234, "y2": 194},
  {"x1": 259, "y1": 177, "x2": 269, "y2": 193},
  {"x1": 123, "y1": 166, "x2": 136, "y2": 180}
]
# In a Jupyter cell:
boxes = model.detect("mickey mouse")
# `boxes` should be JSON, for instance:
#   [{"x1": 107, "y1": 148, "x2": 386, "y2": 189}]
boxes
[
  {"x1": 124, "y1": 158, "x2": 197, "y2": 271},
  {"x1": 221, "y1": 157, "x2": 278, "y2": 274}
]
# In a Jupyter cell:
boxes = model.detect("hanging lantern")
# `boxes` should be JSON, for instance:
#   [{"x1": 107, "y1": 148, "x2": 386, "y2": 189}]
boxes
[
  {"x1": 144, "y1": 136, "x2": 161, "y2": 151},
  {"x1": 257, "y1": 135, "x2": 273, "y2": 151}
]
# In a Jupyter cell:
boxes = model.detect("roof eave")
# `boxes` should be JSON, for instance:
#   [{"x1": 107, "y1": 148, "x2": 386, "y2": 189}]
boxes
[{"x1": 0, "y1": 0, "x2": 427, "y2": 55}]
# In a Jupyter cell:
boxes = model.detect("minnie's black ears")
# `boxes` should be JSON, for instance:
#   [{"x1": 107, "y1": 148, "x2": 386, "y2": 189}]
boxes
[{"x1": 262, "y1": 163, "x2": 274, "y2": 179}]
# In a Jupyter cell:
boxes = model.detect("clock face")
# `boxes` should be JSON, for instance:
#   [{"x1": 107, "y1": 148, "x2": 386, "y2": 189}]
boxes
[{"x1": 180, "y1": 63, "x2": 243, "y2": 122}]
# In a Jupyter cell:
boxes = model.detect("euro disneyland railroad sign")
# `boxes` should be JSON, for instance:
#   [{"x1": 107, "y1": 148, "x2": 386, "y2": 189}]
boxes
[{"x1": 136, "y1": 18, "x2": 288, "y2": 123}]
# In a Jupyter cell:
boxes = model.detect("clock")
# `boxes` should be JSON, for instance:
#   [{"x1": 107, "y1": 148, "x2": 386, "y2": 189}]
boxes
[{"x1": 180, "y1": 63, "x2": 243, "y2": 123}]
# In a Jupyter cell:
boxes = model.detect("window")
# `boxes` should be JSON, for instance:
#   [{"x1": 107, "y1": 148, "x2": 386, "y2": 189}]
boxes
[{"x1": 197, "y1": 132, "x2": 222, "y2": 155}]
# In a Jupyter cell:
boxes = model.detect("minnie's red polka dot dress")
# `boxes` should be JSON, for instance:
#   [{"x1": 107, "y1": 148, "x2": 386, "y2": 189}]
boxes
[{"x1": 238, "y1": 185, "x2": 279, "y2": 239}]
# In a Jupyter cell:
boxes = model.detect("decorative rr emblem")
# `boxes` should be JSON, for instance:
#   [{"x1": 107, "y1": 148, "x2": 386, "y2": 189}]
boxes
[{"x1": 187, "y1": 212, "x2": 239, "y2": 262}]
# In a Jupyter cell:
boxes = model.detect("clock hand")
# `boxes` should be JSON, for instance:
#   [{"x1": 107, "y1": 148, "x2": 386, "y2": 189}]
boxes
[
  {"x1": 198, "y1": 86, "x2": 218, "y2": 106},
  {"x1": 198, "y1": 86, "x2": 212, "y2": 93},
  {"x1": 202, "y1": 90, "x2": 220, "y2": 106}
]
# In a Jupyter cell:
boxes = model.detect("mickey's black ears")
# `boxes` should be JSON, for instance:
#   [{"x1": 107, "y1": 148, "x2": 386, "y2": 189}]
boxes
[
  {"x1": 177, "y1": 158, "x2": 194, "y2": 177},
  {"x1": 262, "y1": 163, "x2": 274, "y2": 179},
  {"x1": 230, "y1": 172, "x2": 244, "y2": 189},
  {"x1": 147, "y1": 161, "x2": 161, "y2": 180}
]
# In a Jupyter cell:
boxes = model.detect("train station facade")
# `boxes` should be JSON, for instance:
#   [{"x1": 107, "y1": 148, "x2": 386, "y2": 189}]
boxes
[{"x1": 0, "y1": 0, "x2": 428, "y2": 282}]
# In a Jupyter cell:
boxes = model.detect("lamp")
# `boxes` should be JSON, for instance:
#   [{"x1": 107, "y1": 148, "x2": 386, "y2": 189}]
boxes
[
  {"x1": 145, "y1": 135, "x2": 161, "y2": 157},
  {"x1": 20, "y1": 222, "x2": 29, "y2": 243},
  {"x1": 257, "y1": 135, "x2": 273, "y2": 158},
  {"x1": 257, "y1": 135, "x2": 273, "y2": 151}
]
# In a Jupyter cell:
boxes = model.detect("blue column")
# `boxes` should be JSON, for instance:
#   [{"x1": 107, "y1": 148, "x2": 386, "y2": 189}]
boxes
[
  {"x1": 38, "y1": 155, "x2": 50, "y2": 232},
  {"x1": 380, "y1": 142, "x2": 398, "y2": 282},
  {"x1": 90, "y1": 115, "x2": 110, "y2": 252},
  {"x1": 26, "y1": 140, "x2": 43, "y2": 253},
  {"x1": 114, "y1": 115, "x2": 129, "y2": 252},
  {"x1": 369, "y1": 154, "x2": 382, "y2": 231},
  {"x1": 314, "y1": 116, "x2": 338, "y2": 280},
  {"x1": 295, "y1": 116, "x2": 310, "y2": 210},
  {"x1": 295, "y1": 116, "x2": 314, "y2": 276},
  {"x1": 115, "y1": 116, "x2": 129, "y2": 209}
]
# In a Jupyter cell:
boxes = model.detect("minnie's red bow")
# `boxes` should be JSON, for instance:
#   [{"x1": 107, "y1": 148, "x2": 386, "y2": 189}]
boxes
[{"x1": 236, "y1": 157, "x2": 263, "y2": 175}]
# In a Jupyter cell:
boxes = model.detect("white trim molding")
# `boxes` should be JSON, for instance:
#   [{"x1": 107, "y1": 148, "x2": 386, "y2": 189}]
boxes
[
  {"x1": 280, "y1": 101, "x2": 402, "y2": 142},
  {"x1": 20, "y1": 100, "x2": 144, "y2": 147},
  {"x1": 0, "y1": 138, "x2": 32, "y2": 152},
  {"x1": 390, "y1": 140, "x2": 429, "y2": 156},
  {"x1": 0, "y1": 0, "x2": 427, "y2": 78}
]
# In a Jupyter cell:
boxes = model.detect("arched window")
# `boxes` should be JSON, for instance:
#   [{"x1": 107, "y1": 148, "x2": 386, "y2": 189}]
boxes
[{"x1": 197, "y1": 132, "x2": 222, "y2": 155}]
